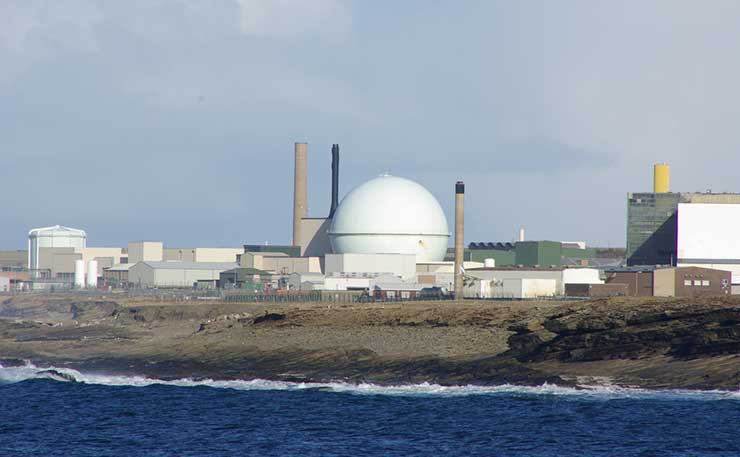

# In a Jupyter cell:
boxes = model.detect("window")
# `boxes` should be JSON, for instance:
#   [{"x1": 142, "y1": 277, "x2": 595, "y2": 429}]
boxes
[
  {"x1": 702, "y1": 280, "x2": 710, "y2": 287},
  {"x1": 684, "y1": 280, "x2": 692, "y2": 286}
]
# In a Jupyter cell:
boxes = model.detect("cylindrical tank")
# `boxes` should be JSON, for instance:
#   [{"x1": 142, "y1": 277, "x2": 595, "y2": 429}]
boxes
[
  {"x1": 86, "y1": 260, "x2": 98, "y2": 288},
  {"x1": 484, "y1": 258, "x2": 495, "y2": 268},
  {"x1": 28, "y1": 225, "x2": 87, "y2": 278},
  {"x1": 654, "y1": 164, "x2": 670, "y2": 193},
  {"x1": 74, "y1": 260, "x2": 86, "y2": 288}
]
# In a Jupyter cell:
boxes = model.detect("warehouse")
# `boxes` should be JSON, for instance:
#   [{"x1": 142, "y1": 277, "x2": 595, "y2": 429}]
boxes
[
  {"x1": 465, "y1": 266, "x2": 602, "y2": 296},
  {"x1": 129, "y1": 261, "x2": 237, "y2": 288}
]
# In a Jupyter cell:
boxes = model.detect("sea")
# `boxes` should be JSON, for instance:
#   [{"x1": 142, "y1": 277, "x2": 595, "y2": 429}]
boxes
[{"x1": 2, "y1": 363, "x2": 740, "y2": 456}]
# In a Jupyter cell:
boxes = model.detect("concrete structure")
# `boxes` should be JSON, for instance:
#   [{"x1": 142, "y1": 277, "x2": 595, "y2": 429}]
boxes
[
  {"x1": 653, "y1": 266, "x2": 731, "y2": 297},
  {"x1": 653, "y1": 163, "x2": 670, "y2": 193},
  {"x1": 293, "y1": 142, "x2": 308, "y2": 247},
  {"x1": 129, "y1": 261, "x2": 237, "y2": 288},
  {"x1": 325, "y1": 253, "x2": 416, "y2": 280},
  {"x1": 454, "y1": 181, "x2": 465, "y2": 299},
  {"x1": 676, "y1": 203, "x2": 740, "y2": 284},
  {"x1": 297, "y1": 218, "x2": 332, "y2": 258},
  {"x1": 28, "y1": 225, "x2": 87, "y2": 278},
  {"x1": 329, "y1": 174, "x2": 450, "y2": 262},
  {"x1": 128, "y1": 241, "x2": 164, "y2": 264}
]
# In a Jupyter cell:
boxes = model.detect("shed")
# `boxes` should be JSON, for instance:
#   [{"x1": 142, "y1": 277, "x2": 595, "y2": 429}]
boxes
[{"x1": 129, "y1": 261, "x2": 237, "y2": 288}]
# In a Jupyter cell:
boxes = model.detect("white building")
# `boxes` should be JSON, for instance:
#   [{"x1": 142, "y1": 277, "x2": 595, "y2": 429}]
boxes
[
  {"x1": 129, "y1": 261, "x2": 237, "y2": 288},
  {"x1": 465, "y1": 267, "x2": 602, "y2": 296},
  {"x1": 325, "y1": 253, "x2": 417, "y2": 280},
  {"x1": 677, "y1": 203, "x2": 740, "y2": 284}
]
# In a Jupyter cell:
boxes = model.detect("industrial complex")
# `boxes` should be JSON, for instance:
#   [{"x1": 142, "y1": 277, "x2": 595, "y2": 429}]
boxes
[{"x1": 0, "y1": 145, "x2": 738, "y2": 301}]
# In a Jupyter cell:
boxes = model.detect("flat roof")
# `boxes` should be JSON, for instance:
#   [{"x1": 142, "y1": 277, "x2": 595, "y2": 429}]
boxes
[{"x1": 138, "y1": 261, "x2": 238, "y2": 270}]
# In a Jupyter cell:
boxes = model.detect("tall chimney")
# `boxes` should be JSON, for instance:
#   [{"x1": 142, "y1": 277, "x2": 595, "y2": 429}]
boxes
[
  {"x1": 293, "y1": 142, "x2": 308, "y2": 247},
  {"x1": 653, "y1": 163, "x2": 670, "y2": 193},
  {"x1": 518, "y1": 226, "x2": 525, "y2": 242},
  {"x1": 329, "y1": 144, "x2": 340, "y2": 218},
  {"x1": 454, "y1": 181, "x2": 465, "y2": 300}
]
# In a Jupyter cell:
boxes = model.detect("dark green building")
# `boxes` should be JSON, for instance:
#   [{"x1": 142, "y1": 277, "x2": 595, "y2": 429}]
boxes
[{"x1": 626, "y1": 192, "x2": 680, "y2": 266}]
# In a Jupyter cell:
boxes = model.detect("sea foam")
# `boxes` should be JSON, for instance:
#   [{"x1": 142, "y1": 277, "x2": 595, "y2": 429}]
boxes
[{"x1": 1, "y1": 361, "x2": 738, "y2": 400}]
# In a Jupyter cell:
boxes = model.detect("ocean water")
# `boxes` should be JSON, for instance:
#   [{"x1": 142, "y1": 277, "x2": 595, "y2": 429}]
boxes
[{"x1": 2, "y1": 364, "x2": 740, "y2": 456}]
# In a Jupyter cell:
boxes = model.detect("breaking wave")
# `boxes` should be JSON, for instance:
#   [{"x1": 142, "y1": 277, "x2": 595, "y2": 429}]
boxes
[{"x1": 1, "y1": 361, "x2": 738, "y2": 400}]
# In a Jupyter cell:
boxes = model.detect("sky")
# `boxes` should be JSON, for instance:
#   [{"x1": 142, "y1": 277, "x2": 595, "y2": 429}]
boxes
[{"x1": 3, "y1": 0, "x2": 740, "y2": 249}]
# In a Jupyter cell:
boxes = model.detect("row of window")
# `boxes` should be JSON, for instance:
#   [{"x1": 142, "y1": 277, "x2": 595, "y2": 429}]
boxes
[{"x1": 684, "y1": 279, "x2": 710, "y2": 287}]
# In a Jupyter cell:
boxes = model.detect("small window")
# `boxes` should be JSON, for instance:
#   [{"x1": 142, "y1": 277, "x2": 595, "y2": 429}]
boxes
[
  {"x1": 702, "y1": 280, "x2": 710, "y2": 287},
  {"x1": 684, "y1": 280, "x2": 692, "y2": 286}
]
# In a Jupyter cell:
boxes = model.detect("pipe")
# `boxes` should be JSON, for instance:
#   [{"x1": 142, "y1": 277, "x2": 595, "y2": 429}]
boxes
[
  {"x1": 454, "y1": 181, "x2": 465, "y2": 300},
  {"x1": 293, "y1": 142, "x2": 308, "y2": 248},
  {"x1": 329, "y1": 144, "x2": 340, "y2": 218}
]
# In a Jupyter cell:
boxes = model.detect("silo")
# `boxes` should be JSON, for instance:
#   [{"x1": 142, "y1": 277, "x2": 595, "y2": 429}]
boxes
[
  {"x1": 28, "y1": 225, "x2": 87, "y2": 278},
  {"x1": 74, "y1": 260, "x2": 86, "y2": 288},
  {"x1": 86, "y1": 260, "x2": 98, "y2": 288},
  {"x1": 653, "y1": 164, "x2": 670, "y2": 193}
]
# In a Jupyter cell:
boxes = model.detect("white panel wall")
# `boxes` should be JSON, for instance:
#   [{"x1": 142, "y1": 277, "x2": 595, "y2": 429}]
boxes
[
  {"x1": 677, "y1": 203, "x2": 740, "y2": 260},
  {"x1": 325, "y1": 253, "x2": 416, "y2": 279}
]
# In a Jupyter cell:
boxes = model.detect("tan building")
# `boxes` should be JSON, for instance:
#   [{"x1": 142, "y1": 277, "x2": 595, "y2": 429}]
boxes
[
  {"x1": 128, "y1": 241, "x2": 164, "y2": 264},
  {"x1": 240, "y1": 252, "x2": 321, "y2": 274},
  {"x1": 653, "y1": 266, "x2": 731, "y2": 297}
]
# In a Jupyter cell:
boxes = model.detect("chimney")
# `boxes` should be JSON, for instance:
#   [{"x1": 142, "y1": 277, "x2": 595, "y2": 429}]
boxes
[
  {"x1": 518, "y1": 226, "x2": 525, "y2": 242},
  {"x1": 454, "y1": 181, "x2": 465, "y2": 300},
  {"x1": 293, "y1": 142, "x2": 308, "y2": 247},
  {"x1": 329, "y1": 144, "x2": 340, "y2": 218},
  {"x1": 653, "y1": 163, "x2": 670, "y2": 193}
]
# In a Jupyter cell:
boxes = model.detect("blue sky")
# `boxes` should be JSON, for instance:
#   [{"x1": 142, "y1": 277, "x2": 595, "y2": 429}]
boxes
[{"x1": 3, "y1": 0, "x2": 740, "y2": 249}]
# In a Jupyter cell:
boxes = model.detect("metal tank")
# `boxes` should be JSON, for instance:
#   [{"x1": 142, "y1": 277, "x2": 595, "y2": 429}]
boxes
[
  {"x1": 328, "y1": 174, "x2": 450, "y2": 262},
  {"x1": 28, "y1": 225, "x2": 87, "y2": 278},
  {"x1": 86, "y1": 260, "x2": 98, "y2": 288},
  {"x1": 74, "y1": 260, "x2": 86, "y2": 288}
]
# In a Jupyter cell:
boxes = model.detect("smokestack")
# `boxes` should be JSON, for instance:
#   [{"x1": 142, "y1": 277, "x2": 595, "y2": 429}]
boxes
[
  {"x1": 454, "y1": 181, "x2": 465, "y2": 300},
  {"x1": 518, "y1": 226, "x2": 525, "y2": 242},
  {"x1": 293, "y1": 142, "x2": 308, "y2": 247},
  {"x1": 653, "y1": 163, "x2": 670, "y2": 193},
  {"x1": 329, "y1": 144, "x2": 340, "y2": 218}
]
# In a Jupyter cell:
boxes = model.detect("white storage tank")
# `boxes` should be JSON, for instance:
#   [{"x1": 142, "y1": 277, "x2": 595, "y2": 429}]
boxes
[
  {"x1": 74, "y1": 260, "x2": 86, "y2": 288},
  {"x1": 328, "y1": 174, "x2": 449, "y2": 262},
  {"x1": 28, "y1": 225, "x2": 87, "y2": 277},
  {"x1": 86, "y1": 260, "x2": 98, "y2": 288}
]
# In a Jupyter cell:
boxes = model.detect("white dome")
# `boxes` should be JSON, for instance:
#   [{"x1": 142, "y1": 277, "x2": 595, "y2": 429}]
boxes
[{"x1": 329, "y1": 174, "x2": 449, "y2": 262}]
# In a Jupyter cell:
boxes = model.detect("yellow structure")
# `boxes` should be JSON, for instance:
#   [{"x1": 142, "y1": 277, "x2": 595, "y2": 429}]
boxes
[{"x1": 653, "y1": 164, "x2": 670, "y2": 193}]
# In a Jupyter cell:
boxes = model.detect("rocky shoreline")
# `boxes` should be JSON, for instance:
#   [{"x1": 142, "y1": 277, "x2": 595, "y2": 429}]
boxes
[{"x1": 2, "y1": 294, "x2": 740, "y2": 389}]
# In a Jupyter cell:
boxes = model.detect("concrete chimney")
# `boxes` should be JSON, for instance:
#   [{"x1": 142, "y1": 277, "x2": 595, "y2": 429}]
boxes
[
  {"x1": 454, "y1": 181, "x2": 465, "y2": 300},
  {"x1": 329, "y1": 144, "x2": 340, "y2": 218},
  {"x1": 293, "y1": 142, "x2": 308, "y2": 247}
]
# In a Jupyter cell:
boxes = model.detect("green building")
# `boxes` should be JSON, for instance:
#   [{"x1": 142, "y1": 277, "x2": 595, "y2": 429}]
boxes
[
  {"x1": 626, "y1": 192, "x2": 680, "y2": 266},
  {"x1": 514, "y1": 241, "x2": 562, "y2": 267}
]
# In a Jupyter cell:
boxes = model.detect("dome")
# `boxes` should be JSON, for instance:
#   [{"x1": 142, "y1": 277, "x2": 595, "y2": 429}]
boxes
[{"x1": 329, "y1": 174, "x2": 449, "y2": 262}]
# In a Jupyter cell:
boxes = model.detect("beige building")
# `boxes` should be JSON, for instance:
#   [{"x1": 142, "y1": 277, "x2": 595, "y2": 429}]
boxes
[
  {"x1": 129, "y1": 261, "x2": 237, "y2": 288},
  {"x1": 240, "y1": 252, "x2": 321, "y2": 274},
  {"x1": 128, "y1": 241, "x2": 164, "y2": 264}
]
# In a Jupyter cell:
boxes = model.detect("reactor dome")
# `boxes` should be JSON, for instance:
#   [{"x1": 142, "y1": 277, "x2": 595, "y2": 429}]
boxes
[{"x1": 328, "y1": 174, "x2": 450, "y2": 262}]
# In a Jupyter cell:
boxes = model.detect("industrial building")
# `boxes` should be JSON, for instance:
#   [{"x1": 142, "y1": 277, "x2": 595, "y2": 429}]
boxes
[
  {"x1": 605, "y1": 266, "x2": 730, "y2": 297},
  {"x1": 626, "y1": 164, "x2": 740, "y2": 266},
  {"x1": 464, "y1": 266, "x2": 603, "y2": 298},
  {"x1": 129, "y1": 261, "x2": 237, "y2": 288}
]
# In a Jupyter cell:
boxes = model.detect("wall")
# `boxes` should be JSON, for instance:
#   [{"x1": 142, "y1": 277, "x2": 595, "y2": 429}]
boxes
[
  {"x1": 164, "y1": 248, "x2": 196, "y2": 262},
  {"x1": 325, "y1": 253, "x2": 416, "y2": 279},
  {"x1": 606, "y1": 271, "x2": 654, "y2": 296},
  {"x1": 673, "y1": 266, "x2": 731, "y2": 297},
  {"x1": 626, "y1": 192, "x2": 680, "y2": 266},
  {"x1": 652, "y1": 268, "x2": 675, "y2": 297},
  {"x1": 299, "y1": 218, "x2": 332, "y2": 257},
  {"x1": 677, "y1": 203, "x2": 740, "y2": 283},
  {"x1": 0, "y1": 250, "x2": 28, "y2": 269},
  {"x1": 466, "y1": 269, "x2": 565, "y2": 294},
  {"x1": 562, "y1": 268, "x2": 602, "y2": 285},
  {"x1": 194, "y1": 248, "x2": 242, "y2": 263},
  {"x1": 128, "y1": 242, "x2": 163, "y2": 264},
  {"x1": 515, "y1": 241, "x2": 562, "y2": 267},
  {"x1": 501, "y1": 278, "x2": 557, "y2": 298}
]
